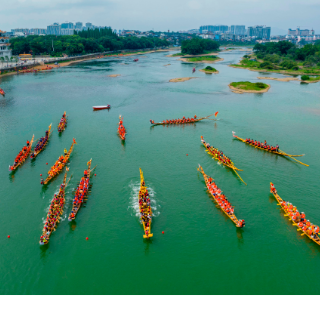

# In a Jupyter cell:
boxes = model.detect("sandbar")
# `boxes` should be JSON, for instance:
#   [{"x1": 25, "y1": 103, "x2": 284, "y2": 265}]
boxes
[
  {"x1": 228, "y1": 84, "x2": 270, "y2": 94},
  {"x1": 258, "y1": 76, "x2": 299, "y2": 82},
  {"x1": 108, "y1": 74, "x2": 121, "y2": 77},
  {"x1": 169, "y1": 77, "x2": 196, "y2": 83}
]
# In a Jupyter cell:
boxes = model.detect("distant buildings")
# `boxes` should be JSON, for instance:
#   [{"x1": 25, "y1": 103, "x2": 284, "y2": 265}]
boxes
[
  {"x1": 47, "y1": 23, "x2": 61, "y2": 35},
  {"x1": 0, "y1": 30, "x2": 12, "y2": 58},
  {"x1": 230, "y1": 25, "x2": 246, "y2": 35},
  {"x1": 75, "y1": 22, "x2": 83, "y2": 31},
  {"x1": 288, "y1": 28, "x2": 314, "y2": 36},
  {"x1": 200, "y1": 25, "x2": 228, "y2": 34},
  {"x1": 31, "y1": 28, "x2": 47, "y2": 35},
  {"x1": 247, "y1": 26, "x2": 271, "y2": 39}
]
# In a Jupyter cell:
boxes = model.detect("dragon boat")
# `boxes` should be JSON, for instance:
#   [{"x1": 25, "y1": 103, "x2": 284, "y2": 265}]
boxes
[
  {"x1": 139, "y1": 168, "x2": 153, "y2": 238},
  {"x1": 270, "y1": 182, "x2": 320, "y2": 246},
  {"x1": 201, "y1": 136, "x2": 246, "y2": 185},
  {"x1": 118, "y1": 115, "x2": 126, "y2": 141},
  {"x1": 68, "y1": 159, "x2": 95, "y2": 221},
  {"x1": 42, "y1": 138, "x2": 76, "y2": 185},
  {"x1": 30, "y1": 124, "x2": 52, "y2": 159},
  {"x1": 198, "y1": 165, "x2": 245, "y2": 227},
  {"x1": 58, "y1": 111, "x2": 67, "y2": 133},
  {"x1": 9, "y1": 135, "x2": 34, "y2": 172},
  {"x1": 232, "y1": 132, "x2": 308, "y2": 167},
  {"x1": 150, "y1": 112, "x2": 218, "y2": 126},
  {"x1": 39, "y1": 168, "x2": 70, "y2": 245}
]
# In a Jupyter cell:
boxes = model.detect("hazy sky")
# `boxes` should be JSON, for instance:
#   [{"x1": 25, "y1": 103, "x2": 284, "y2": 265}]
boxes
[{"x1": 1, "y1": 0, "x2": 319, "y2": 34}]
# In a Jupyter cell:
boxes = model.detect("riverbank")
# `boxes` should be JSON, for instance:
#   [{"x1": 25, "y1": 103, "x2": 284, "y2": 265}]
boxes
[
  {"x1": 257, "y1": 76, "x2": 320, "y2": 83},
  {"x1": 0, "y1": 48, "x2": 172, "y2": 79}
]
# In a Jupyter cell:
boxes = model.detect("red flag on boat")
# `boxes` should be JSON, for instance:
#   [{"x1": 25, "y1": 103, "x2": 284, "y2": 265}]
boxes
[{"x1": 215, "y1": 111, "x2": 219, "y2": 117}]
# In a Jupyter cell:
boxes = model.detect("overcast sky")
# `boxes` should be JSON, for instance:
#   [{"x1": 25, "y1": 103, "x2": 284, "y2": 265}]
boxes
[{"x1": 1, "y1": 0, "x2": 319, "y2": 34}]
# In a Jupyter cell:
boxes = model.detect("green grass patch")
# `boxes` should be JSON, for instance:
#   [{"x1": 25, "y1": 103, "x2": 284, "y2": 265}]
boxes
[
  {"x1": 187, "y1": 55, "x2": 219, "y2": 62},
  {"x1": 203, "y1": 66, "x2": 217, "y2": 72},
  {"x1": 230, "y1": 81, "x2": 268, "y2": 91}
]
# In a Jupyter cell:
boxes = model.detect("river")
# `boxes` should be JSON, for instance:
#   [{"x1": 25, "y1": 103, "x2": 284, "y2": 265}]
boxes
[{"x1": 0, "y1": 48, "x2": 320, "y2": 294}]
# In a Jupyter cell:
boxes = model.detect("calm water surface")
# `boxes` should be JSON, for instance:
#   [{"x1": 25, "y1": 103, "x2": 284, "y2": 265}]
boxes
[{"x1": 0, "y1": 49, "x2": 320, "y2": 294}]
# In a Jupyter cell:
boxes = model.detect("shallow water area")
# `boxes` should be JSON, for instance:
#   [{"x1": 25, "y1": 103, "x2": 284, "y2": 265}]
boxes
[{"x1": 0, "y1": 49, "x2": 320, "y2": 294}]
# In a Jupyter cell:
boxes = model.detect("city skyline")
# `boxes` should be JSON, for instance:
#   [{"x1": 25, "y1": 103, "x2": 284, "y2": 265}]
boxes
[{"x1": 1, "y1": 0, "x2": 319, "y2": 34}]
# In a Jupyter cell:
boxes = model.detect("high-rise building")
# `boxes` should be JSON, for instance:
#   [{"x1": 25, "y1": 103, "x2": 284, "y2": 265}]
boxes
[
  {"x1": 86, "y1": 22, "x2": 93, "y2": 28},
  {"x1": 30, "y1": 28, "x2": 47, "y2": 35},
  {"x1": 47, "y1": 23, "x2": 61, "y2": 35},
  {"x1": 288, "y1": 28, "x2": 314, "y2": 36},
  {"x1": 247, "y1": 26, "x2": 271, "y2": 39},
  {"x1": 230, "y1": 25, "x2": 246, "y2": 35},
  {"x1": 61, "y1": 22, "x2": 74, "y2": 29},
  {"x1": 75, "y1": 22, "x2": 83, "y2": 30}
]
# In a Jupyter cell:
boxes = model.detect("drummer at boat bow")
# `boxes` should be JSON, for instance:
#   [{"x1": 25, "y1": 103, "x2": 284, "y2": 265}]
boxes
[{"x1": 245, "y1": 138, "x2": 279, "y2": 152}]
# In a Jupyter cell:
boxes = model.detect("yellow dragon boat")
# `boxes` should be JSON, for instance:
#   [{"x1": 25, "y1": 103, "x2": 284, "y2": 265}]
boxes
[
  {"x1": 201, "y1": 136, "x2": 246, "y2": 185},
  {"x1": 42, "y1": 138, "x2": 76, "y2": 185},
  {"x1": 198, "y1": 165, "x2": 245, "y2": 227},
  {"x1": 232, "y1": 132, "x2": 308, "y2": 167},
  {"x1": 270, "y1": 182, "x2": 320, "y2": 246},
  {"x1": 139, "y1": 168, "x2": 153, "y2": 238}
]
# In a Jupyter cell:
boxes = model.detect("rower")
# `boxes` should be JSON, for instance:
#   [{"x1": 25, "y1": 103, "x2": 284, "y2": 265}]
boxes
[{"x1": 26, "y1": 140, "x2": 30, "y2": 146}]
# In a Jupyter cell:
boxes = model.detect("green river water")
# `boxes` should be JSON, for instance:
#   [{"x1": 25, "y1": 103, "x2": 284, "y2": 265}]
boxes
[{"x1": 0, "y1": 49, "x2": 320, "y2": 295}]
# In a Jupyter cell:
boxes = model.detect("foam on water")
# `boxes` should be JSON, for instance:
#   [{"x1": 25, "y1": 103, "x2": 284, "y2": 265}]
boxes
[{"x1": 128, "y1": 181, "x2": 161, "y2": 219}]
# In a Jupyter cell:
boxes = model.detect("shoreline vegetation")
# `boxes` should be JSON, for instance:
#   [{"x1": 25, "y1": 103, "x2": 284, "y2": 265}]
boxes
[
  {"x1": 229, "y1": 81, "x2": 270, "y2": 94},
  {"x1": 169, "y1": 77, "x2": 196, "y2": 83},
  {"x1": 230, "y1": 41, "x2": 320, "y2": 76},
  {"x1": 199, "y1": 66, "x2": 219, "y2": 74}
]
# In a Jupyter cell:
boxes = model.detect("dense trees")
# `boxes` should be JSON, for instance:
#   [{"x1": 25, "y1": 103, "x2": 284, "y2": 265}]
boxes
[
  {"x1": 254, "y1": 41, "x2": 320, "y2": 67},
  {"x1": 10, "y1": 32, "x2": 169, "y2": 57},
  {"x1": 181, "y1": 38, "x2": 219, "y2": 55}
]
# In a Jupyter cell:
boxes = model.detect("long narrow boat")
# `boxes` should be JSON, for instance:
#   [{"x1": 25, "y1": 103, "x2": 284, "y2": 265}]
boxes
[
  {"x1": 232, "y1": 131, "x2": 309, "y2": 167},
  {"x1": 118, "y1": 115, "x2": 126, "y2": 141},
  {"x1": 201, "y1": 136, "x2": 246, "y2": 185},
  {"x1": 270, "y1": 182, "x2": 320, "y2": 246},
  {"x1": 150, "y1": 112, "x2": 218, "y2": 126},
  {"x1": 198, "y1": 165, "x2": 245, "y2": 227},
  {"x1": 9, "y1": 135, "x2": 34, "y2": 172},
  {"x1": 58, "y1": 111, "x2": 67, "y2": 133},
  {"x1": 30, "y1": 124, "x2": 52, "y2": 159},
  {"x1": 68, "y1": 159, "x2": 95, "y2": 221},
  {"x1": 39, "y1": 168, "x2": 69, "y2": 245},
  {"x1": 139, "y1": 168, "x2": 153, "y2": 238},
  {"x1": 93, "y1": 105, "x2": 110, "y2": 111},
  {"x1": 42, "y1": 138, "x2": 76, "y2": 185},
  {"x1": 0, "y1": 88, "x2": 5, "y2": 96}
]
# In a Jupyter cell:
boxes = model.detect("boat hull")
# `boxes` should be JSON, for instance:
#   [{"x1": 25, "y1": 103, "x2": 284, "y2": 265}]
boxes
[{"x1": 93, "y1": 105, "x2": 110, "y2": 110}]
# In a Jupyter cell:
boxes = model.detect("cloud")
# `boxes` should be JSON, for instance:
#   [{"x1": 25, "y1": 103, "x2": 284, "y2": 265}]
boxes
[{"x1": 0, "y1": 0, "x2": 319, "y2": 32}]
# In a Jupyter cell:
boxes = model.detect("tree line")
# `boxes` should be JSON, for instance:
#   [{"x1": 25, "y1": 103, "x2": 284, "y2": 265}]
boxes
[
  {"x1": 253, "y1": 41, "x2": 320, "y2": 69},
  {"x1": 181, "y1": 38, "x2": 220, "y2": 55},
  {"x1": 10, "y1": 33, "x2": 170, "y2": 57}
]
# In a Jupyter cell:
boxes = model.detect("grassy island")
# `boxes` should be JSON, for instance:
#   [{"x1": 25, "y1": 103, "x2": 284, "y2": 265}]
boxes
[
  {"x1": 230, "y1": 41, "x2": 320, "y2": 76},
  {"x1": 229, "y1": 81, "x2": 270, "y2": 94},
  {"x1": 200, "y1": 66, "x2": 219, "y2": 74}
]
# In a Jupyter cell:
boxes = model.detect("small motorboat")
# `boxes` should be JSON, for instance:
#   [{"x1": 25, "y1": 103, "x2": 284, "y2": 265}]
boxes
[
  {"x1": 93, "y1": 105, "x2": 111, "y2": 111},
  {"x1": 133, "y1": 59, "x2": 139, "y2": 62},
  {"x1": 0, "y1": 88, "x2": 5, "y2": 97}
]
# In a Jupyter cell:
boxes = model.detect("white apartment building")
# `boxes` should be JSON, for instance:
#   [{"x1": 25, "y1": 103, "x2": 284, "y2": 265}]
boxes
[{"x1": 0, "y1": 30, "x2": 12, "y2": 58}]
